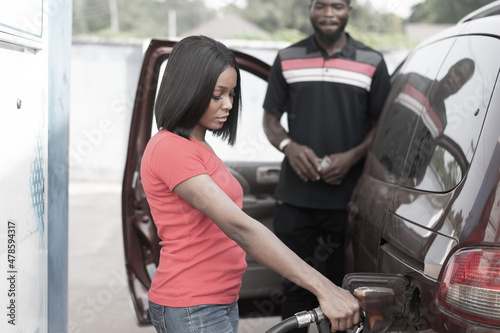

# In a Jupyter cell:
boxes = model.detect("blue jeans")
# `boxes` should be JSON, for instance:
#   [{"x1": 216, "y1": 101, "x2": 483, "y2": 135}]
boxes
[{"x1": 149, "y1": 300, "x2": 239, "y2": 333}]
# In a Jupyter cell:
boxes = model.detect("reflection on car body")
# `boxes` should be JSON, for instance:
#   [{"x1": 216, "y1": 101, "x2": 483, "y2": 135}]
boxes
[
  {"x1": 373, "y1": 58, "x2": 475, "y2": 190},
  {"x1": 344, "y1": 2, "x2": 500, "y2": 332}
]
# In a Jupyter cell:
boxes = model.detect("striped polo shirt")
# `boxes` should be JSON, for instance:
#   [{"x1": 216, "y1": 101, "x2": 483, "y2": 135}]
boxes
[{"x1": 263, "y1": 34, "x2": 391, "y2": 209}]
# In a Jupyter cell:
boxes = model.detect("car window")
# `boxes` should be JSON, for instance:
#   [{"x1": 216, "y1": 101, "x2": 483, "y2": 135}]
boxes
[
  {"x1": 371, "y1": 39, "x2": 454, "y2": 184},
  {"x1": 413, "y1": 35, "x2": 499, "y2": 192},
  {"x1": 371, "y1": 35, "x2": 500, "y2": 192}
]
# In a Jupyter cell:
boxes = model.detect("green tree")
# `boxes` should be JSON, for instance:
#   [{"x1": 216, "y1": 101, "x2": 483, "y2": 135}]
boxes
[
  {"x1": 233, "y1": 0, "x2": 313, "y2": 35},
  {"x1": 72, "y1": 0, "x2": 410, "y2": 49},
  {"x1": 73, "y1": 0, "x2": 215, "y2": 38},
  {"x1": 350, "y1": 1, "x2": 404, "y2": 34},
  {"x1": 409, "y1": 0, "x2": 496, "y2": 23},
  {"x1": 73, "y1": 0, "x2": 111, "y2": 34},
  {"x1": 234, "y1": 0, "x2": 406, "y2": 48}
]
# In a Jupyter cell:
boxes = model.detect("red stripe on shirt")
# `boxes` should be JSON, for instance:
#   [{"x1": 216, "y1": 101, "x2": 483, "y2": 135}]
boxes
[
  {"x1": 402, "y1": 83, "x2": 444, "y2": 133},
  {"x1": 282, "y1": 57, "x2": 377, "y2": 77}
]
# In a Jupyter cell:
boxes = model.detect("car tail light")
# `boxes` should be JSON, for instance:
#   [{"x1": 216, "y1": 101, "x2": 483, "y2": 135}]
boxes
[{"x1": 438, "y1": 248, "x2": 500, "y2": 326}]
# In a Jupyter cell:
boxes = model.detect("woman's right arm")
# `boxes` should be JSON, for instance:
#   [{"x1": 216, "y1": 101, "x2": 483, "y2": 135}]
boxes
[{"x1": 174, "y1": 174, "x2": 360, "y2": 332}]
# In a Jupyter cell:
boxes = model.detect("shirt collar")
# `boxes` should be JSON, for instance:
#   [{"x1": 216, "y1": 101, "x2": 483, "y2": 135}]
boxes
[{"x1": 306, "y1": 33, "x2": 356, "y2": 59}]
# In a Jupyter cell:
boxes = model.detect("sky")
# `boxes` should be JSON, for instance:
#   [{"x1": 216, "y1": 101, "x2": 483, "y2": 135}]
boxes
[{"x1": 204, "y1": 0, "x2": 425, "y2": 19}]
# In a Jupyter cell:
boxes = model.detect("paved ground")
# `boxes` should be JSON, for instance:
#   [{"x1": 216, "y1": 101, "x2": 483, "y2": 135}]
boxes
[{"x1": 68, "y1": 181, "x2": 292, "y2": 333}]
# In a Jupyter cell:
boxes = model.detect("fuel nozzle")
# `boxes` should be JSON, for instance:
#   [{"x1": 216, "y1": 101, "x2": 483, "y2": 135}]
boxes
[{"x1": 353, "y1": 286, "x2": 396, "y2": 333}]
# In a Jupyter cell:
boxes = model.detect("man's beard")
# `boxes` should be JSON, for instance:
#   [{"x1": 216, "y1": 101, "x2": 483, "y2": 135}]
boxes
[{"x1": 312, "y1": 20, "x2": 347, "y2": 45}]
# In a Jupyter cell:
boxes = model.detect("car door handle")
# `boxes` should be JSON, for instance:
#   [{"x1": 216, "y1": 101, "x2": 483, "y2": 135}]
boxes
[{"x1": 256, "y1": 166, "x2": 280, "y2": 184}]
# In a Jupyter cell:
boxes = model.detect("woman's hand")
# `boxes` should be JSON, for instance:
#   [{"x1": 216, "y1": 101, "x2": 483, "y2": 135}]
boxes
[{"x1": 316, "y1": 283, "x2": 360, "y2": 332}]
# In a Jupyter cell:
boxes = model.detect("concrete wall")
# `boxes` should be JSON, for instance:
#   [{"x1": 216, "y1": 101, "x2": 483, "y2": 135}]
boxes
[{"x1": 70, "y1": 39, "x2": 144, "y2": 181}]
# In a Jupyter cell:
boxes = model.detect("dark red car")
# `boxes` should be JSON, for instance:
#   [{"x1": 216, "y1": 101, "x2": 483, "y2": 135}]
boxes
[{"x1": 343, "y1": 2, "x2": 500, "y2": 332}]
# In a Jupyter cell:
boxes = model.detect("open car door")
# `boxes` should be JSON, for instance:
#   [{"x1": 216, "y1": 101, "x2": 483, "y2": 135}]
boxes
[{"x1": 122, "y1": 39, "x2": 283, "y2": 324}]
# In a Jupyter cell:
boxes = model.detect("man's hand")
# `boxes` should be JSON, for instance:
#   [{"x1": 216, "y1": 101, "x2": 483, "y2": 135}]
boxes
[
  {"x1": 284, "y1": 142, "x2": 321, "y2": 182},
  {"x1": 320, "y1": 151, "x2": 355, "y2": 185}
]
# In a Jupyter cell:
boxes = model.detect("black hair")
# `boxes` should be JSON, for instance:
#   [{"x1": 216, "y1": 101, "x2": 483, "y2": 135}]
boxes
[{"x1": 155, "y1": 35, "x2": 241, "y2": 145}]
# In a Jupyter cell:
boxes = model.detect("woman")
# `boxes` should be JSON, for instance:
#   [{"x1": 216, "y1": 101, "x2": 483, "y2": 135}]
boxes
[{"x1": 141, "y1": 35, "x2": 359, "y2": 333}]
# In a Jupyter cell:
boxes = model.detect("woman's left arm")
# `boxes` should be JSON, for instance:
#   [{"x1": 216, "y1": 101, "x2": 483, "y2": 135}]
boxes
[{"x1": 174, "y1": 174, "x2": 359, "y2": 332}]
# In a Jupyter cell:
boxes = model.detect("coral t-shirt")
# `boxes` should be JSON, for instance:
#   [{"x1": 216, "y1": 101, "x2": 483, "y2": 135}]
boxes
[{"x1": 141, "y1": 130, "x2": 247, "y2": 307}]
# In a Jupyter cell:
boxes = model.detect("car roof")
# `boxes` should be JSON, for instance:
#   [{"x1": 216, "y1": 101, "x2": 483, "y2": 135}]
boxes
[
  {"x1": 458, "y1": 0, "x2": 500, "y2": 23},
  {"x1": 416, "y1": 2, "x2": 500, "y2": 50}
]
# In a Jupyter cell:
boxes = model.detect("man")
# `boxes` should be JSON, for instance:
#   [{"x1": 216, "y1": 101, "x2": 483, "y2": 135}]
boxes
[{"x1": 262, "y1": 0, "x2": 391, "y2": 330}]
